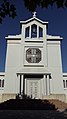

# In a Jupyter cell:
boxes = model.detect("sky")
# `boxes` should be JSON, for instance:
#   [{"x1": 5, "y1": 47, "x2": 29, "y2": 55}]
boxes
[{"x1": 0, "y1": 0, "x2": 67, "y2": 72}]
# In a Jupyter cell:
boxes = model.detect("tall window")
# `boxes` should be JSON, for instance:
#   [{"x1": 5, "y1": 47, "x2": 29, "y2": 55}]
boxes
[
  {"x1": 0, "y1": 79, "x2": 4, "y2": 88},
  {"x1": 25, "y1": 26, "x2": 30, "y2": 38},
  {"x1": 66, "y1": 80, "x2": 67, "y2": 88},
  {"x1": 31, "y1": 24, "x2": 37, "y2": 38},
  {"x1": 63, "y1": 80, "x2": 67, "y2": 88},
  {"x1": 2, "y1": 79, "x2": 4, "y2": 87},
  {"x1": 39, "y1": 27, "x2": 43, "y2": 37},
  {"x1": 63, "y1": 80, "x2": 65, "y2": 88},
  {"x1": 0, "y1": 80, "x2": 1, "y2": 87},
  {"x1": 25, "y1": 25, "x2": 43, "y2": 38}
]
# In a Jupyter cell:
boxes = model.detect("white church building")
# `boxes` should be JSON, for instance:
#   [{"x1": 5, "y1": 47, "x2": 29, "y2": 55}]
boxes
[{"x1": 0, "y1": 13, "x2": 67, "y2": 102}]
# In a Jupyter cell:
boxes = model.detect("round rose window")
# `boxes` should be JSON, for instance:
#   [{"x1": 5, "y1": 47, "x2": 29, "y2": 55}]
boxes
[{"x1": 26, "y1": 48, "x2": 41, "y2": 63}]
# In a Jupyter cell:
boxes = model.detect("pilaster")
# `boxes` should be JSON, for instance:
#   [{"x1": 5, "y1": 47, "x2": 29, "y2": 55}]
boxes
[
  {"x1": 25, "y1": 78, "x2": 27, "y2": 95},
  {"x1": 21, "y1": 74, "x2": 23, "y2": 94},
  {"x1": 43, "y1": 75, "x2": 47, "y2": 95},
  {"x1": 47, "y1": 75, "x2": 50, "y2": 95}
]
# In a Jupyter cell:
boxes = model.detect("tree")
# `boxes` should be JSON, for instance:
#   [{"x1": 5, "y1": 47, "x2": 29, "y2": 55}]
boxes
[
  {"x1": 0, "y1": 0, "x2": 16, "y2": 23},
  {"x1": 0, "y1": 0, "x2": 67, "y2": 23},
  {"x1": 24, "y1": 0, "x2": 67, "y2": 12}
]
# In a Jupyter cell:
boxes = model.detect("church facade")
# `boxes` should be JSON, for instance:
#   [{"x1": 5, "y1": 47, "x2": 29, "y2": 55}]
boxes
[{"x1": 0, "y1": 13, "x2": 67, "y2": 102}]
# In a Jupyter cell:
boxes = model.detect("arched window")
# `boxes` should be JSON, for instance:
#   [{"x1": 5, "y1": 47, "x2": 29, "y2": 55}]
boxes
[
  {"x1": 39, "y1": 27, "x2": 43, "y2": 37},
  {"x1": 31, "y1": 24, "x2": 37, "y2": 38},
  {"x1": 25, "y1": 26, "x2": 30, "y2": 38}
]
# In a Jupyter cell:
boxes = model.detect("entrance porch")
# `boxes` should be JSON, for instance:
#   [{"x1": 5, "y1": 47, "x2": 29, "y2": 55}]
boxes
[{"x1": 17, "y1": 74, "x2": 51, "y2": 99}]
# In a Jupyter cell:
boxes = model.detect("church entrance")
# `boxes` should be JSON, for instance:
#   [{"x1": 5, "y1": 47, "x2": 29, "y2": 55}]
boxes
[
  {"x1": 26, "y1": 78, "x2": 40, "y2": 99},
  {"x1": 24, "y1": 74, "x2": 43, "y2": 99},
  {"x1": 18, "y1": 74, "x2": 51, "y2": 99}
]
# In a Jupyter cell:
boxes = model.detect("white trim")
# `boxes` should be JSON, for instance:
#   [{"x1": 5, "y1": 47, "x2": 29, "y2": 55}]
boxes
[
  {"x1": 5, "y1": 34, "x2": 21, "y2": 39},
  {"x1": 63, "y1": 73, "x2": 67, "y2": 77},
  {"x1": 47, "y1": 41, "x2": 61, "y2": 44},
  {"x1": 47, "y1": 35, "x2": 63, "y2": 40},
  {"x1": 17, "y1": 67, "x2": 51, "y2": 75},
  {"x1": 0, "y1": 72, "x2": 5, "y2": 76},
  {"x1": 20, "y1": 17, "x2": 48, "y2": 25},
  {"x1": 7, "y1": 40, "x2": 21, "y2": 44}
]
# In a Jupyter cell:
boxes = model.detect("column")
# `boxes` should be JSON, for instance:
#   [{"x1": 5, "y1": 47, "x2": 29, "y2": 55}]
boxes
[
  {"x1": 21, "y1": 74, "x2": 23, "y2": 94},
  {"x1": 17, "y1": 74, "x2": 24, "y2": 95},
  {"x1": 19, "y1": 74, "x2": 22, "y2": 95},
  {"x1": 37, "y1": 26, "x2": 39, "y2": 38},
  {"x1": 47, "y1": 75, "x2": 50, "y2": 95},
  {"x1": 23, "y1": 75, "x2": 25, "y2": 95},
  {"x1": 41, "y1": 78, "x2": 43, "y2": 98},
  {"x1": 43, "y1": 75, "x2": 50, "y2": 96},
  {"x1": 29, "y1": 25, "x2": 31, "y2": 38},
  {"x1": 43, "y1": 75, "x2": 47, "y2": 95},
  {"x1": 25, "y1": 78, "x2": 27, "y2": 95}
]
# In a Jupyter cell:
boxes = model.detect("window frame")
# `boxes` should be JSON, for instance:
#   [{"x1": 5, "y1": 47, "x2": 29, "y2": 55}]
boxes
[
  {"x1": 63, "y1": 80, "x2": 67, "y2": 89},
  {"x1": 39, "y1": 26, "x2": 43, "y2": 38},
  {"x1": 26, "y1": 48, "x2": 41, "y2": 63},
  {"x1": 25, "y1": 24, "x2": 43, "y2": 39},
  {"x1": 31, "y1": 24, "x2": 37, "y2": 38},
  {"x1": 0, "y1": 79, "x2": 4, "y2": 88},
  {"x1": 25, "y1": 26, "x2": 30, "y2": 38}
]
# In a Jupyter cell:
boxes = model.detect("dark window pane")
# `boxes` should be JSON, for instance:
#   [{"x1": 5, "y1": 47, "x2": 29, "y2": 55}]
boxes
[
  {"x1": 39, "y1": 27, "x2": 43, "y2": 37},
  {"x1": 0, "y1": 80, "x2": 1, "y2": 87},
  {"x1": 25, "y1": 27, "x2": 30, "y2": 38},
  {"x1": 31, "y1": 24, "x2": 37, "y2": 38},
  {"x1": 2, "y1": 80, "x2": 4, "y2": 87},
  {"x1": 63, "y1": 80, "x2": 65, "y2": 88},
  {"x1": 66, "y1": 80, "x2": 67, "y2": 88}
]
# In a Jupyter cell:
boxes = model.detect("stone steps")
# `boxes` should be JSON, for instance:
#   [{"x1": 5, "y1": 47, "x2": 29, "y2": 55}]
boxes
[{"x1": 49, "y1": 99, "x2": 67, "y2": 109}]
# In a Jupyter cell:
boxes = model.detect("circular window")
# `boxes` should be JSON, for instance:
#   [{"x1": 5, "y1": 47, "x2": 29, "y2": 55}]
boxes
[{"x1": 26, "y1": 48, "x2": 41, "y2": 63}]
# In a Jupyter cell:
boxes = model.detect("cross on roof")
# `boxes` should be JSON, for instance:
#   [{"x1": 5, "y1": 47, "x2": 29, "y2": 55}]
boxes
[{"x1": 33, "y1": 12, "x2": 36, "y2": 17}]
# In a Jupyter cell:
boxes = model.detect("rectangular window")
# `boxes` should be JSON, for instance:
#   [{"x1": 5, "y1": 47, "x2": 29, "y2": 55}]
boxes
[
  {"x1": 0, "y1": 80, "x2": 1, "y2": 87},
  {"x1": 25, "y1": 27, "x2": 30, "y2": 38},
  {"x1": 31, "y1": 24, "x2": 37, "y2": 38},
  {"x1": 2, "y1": 80, "x2": 4, "y2": 87},
  {"x1": 39, "y1": 27, "x2": 43, "y2": 37},
  {"x1": 63, "y1": 80, "x2": 65, "y2": 88},
  {"x1": 0, "y1": 79, "x2": 4, "y2": 88},
  {"x1": 66, "y1": 80, "x2": 67, "y2": 88}
]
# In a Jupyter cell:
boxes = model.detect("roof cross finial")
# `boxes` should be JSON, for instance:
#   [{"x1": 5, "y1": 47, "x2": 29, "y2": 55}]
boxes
[{"x1": 33, "y1": 12, "x2": 36, "y2": 17}]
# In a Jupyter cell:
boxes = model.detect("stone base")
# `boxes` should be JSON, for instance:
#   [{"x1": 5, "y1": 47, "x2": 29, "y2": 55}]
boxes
[
  {"x1": 0, "y1": 94, "x2": 16, "y2": 103},
  {"x1": 42, "y1": 94, "x2": 66, "y2": 103},
  {"x1": 0, "y1": 93, "x2": 67, "y2": 103}
]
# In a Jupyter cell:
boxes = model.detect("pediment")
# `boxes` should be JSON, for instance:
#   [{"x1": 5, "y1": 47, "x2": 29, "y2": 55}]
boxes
[{"x1": 20, "y1": 17, "x2": 48, "y2": 25}]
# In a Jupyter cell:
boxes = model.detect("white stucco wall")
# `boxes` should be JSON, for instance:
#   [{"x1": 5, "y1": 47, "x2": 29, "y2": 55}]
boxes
[
  {"x1": 47, "y1": 40, "x2": 64, "y2": 94},
  {"x1": 4, "y1": 41, "x2": 21, "y2": 93}
]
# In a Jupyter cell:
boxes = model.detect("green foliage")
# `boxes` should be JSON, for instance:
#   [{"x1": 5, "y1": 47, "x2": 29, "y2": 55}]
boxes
[
  {"x1": 24, "y1": 0, "x2": 67, "y2": 11},
  {"x1": 0, "y1": 0, "x2": 16, "y2": 23},
  {"x1": 0, "y1": 0, "x2": 67, "y2": 23}
]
